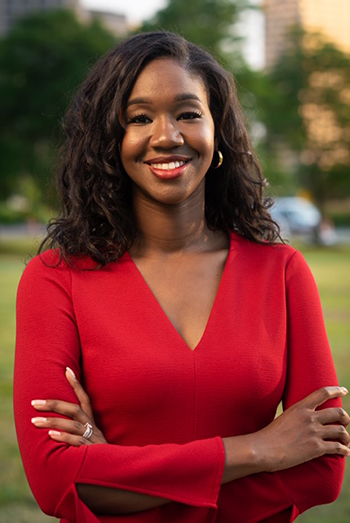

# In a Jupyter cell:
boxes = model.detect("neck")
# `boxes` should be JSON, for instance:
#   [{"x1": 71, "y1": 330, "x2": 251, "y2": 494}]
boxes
[{"x1": 130, "y1": 187, "x2": 212, "y2": 256}]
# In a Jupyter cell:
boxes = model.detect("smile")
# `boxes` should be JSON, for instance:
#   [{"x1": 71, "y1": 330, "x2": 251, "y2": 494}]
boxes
[
  {"x1": 145, "y1": 158, "x2": 191, "y2": 180},
  {"x1": 151, "y1": 160, "x2": 187, "y2": 170}
]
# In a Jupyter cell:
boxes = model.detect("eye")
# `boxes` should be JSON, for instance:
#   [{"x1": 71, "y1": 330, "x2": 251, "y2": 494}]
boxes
[
  {"x1": 178, "y1": 111, "x2": 202, "y2": 120},
  {"x1": 127, "y1": 114, "x2": 152, "y2": 124}
]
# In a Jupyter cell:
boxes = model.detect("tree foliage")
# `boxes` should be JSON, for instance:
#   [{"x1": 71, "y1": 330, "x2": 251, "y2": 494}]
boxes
[
  {"x1": 0, "y1": 9, "x2": 116, "y2": 201},
  {"x1": 1, "y1": 3, "x2": 348, "y2": 215},
  {"x1": 258, "y1": 28, "x2": 350, "y2": 206},
  {"x1": 139, "y1": 0, "x2": 249, "y2": 67}
]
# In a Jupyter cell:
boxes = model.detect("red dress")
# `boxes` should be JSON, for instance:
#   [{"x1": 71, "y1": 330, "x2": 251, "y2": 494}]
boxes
[{"x1": 14, "y1": 232, "x2": 344, "y2": 522}]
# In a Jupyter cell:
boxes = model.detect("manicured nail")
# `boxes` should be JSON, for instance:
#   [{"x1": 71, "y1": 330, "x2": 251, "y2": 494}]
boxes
[
  {"x1": 66, "y1": 367, "x2": 76, "y2": 379},
  {"x1": 49, "y1": 430, "x2": 61, "y2": 437},
  {"x1": 31, "y1": 400, "x2": 46, "y2": 406},
  {"x1": 31, "y1": 417, "x2": 47, "y2": 424}
]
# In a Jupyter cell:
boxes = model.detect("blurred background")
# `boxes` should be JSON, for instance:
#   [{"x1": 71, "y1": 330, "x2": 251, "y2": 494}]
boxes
[{"x1": 0, "y1": 0, "x2": 349, "y2": 521}]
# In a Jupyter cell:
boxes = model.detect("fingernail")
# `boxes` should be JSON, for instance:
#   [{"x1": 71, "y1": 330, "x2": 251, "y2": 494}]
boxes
[
  {"x1": 31, "y1": 417, "x2": 47, "y2": 424},
  {"x1": 66, "y1": 367, "x2": 76, "y2": 379},
  {"x1": 49, "y1": 430, "x2": 61, "y2": 437},
  {"x1": 31, "y1": 400, "x2": 46, "y2": 406},
  {"x1": 341, "y1": 387, "x2": 348, "y2": 393}
]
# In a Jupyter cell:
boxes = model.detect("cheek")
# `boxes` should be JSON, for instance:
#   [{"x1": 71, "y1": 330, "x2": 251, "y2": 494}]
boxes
[
  {"x1": 196, "y1": 125, "x2": 215, "y2": 159},
  {"x1": 199, "y1": 116, "x2": 215, "y2": 147},
  {"x1": 120, "y1": 134, "x2": 141, "y2": 165}
]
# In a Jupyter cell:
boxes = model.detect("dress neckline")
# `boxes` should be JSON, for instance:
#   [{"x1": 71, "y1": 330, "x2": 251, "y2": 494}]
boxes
[{"x1": 125, "y1": 232, "x2": 235, "y2": 352}]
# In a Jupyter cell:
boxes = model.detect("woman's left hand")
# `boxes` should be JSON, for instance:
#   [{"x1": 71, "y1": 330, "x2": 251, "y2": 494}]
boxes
[{"x1": 31, "y1": 367, "x2": 108, "y2": 446}]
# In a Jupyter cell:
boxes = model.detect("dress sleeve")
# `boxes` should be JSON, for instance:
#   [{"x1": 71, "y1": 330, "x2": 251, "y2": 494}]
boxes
[
  {"x1": 13, "y1": 253, "x2": 225, "y2": 522},
  {"x1": 275, "y1": 250, "x2": 345, "y2": 518}
]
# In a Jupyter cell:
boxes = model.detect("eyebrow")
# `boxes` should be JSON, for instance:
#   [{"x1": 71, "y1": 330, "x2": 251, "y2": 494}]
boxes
[{"x1": 126, "y1": 93, "x2": 203, "y2": 107}]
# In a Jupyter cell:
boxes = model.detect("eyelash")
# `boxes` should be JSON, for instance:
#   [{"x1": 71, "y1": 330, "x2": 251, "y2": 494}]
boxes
[
  {"x1": 126, "y1": 111, "x2": 202, "y2": 124},
  {"x1": 127, "y1": 114, "x2": 150, "y2": 124},
  {"x1": 179, "y1": 111, "x2": 202, "y2": 120}
]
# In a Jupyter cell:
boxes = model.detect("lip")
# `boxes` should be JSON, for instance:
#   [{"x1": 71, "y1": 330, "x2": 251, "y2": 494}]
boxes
[
  {"x1": 144, "y1": 156, "x2": 192, "y2": 180},
  {"x1": 144, "y1": 155, "x2": 191, "y2": 164}
]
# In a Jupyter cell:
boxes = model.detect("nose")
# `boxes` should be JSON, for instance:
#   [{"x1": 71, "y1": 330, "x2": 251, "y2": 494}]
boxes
[{"x1": 149, "y1": 116, "x2": 184, "y2": 148}]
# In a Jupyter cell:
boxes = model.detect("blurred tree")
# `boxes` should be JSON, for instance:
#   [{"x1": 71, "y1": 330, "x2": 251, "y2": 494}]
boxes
[
  {"x1": 258, "y1": 28, "x2": 350, "y2": 208},
  {"x1": 139, "y1": 0, "x2": 249, "y2": 68},
  {"x1": 0, "y1": 9, "x2": 116, "y2": 205}
]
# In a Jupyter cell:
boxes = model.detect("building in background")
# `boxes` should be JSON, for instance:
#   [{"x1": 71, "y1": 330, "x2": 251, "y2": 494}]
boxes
[
  {"x1": 237, "y1": 1, "x2": 265, "y2": 70},
  {"x1": 0, "y1": 0, "x2": 79, "y2": 35},
  {"x1": 88, "y1": 9, "x2": 127, "y2": 36},
  {"x1": 264, "y1": 0, "x2": 350, "y2": 68},
  {"x1": 0, "y1": 0, "x2": 127, "y2": 37},
  {"x1": 264, "y1": 0, "x2": 350, "y2": 205}
]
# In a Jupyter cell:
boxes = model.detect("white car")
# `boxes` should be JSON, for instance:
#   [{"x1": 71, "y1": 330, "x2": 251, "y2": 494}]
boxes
[{"x1": 270, "y1": 197, "x2": 322, "y2": 240}]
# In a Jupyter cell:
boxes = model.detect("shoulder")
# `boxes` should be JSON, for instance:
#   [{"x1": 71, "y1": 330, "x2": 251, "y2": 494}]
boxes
[
  {"x1": 23, "y1": 249, "x2": 100, "y2": 275},
  {"x1": 20, "y1": 250, "x2": 128, "y2": 294},
  {"x1": 17, "y1": 249, "x2": 102, "y2": 307},
  {"x1": 27, "y1": 248, "x2": 64, "y2": 265},
  {"x1": 230, "y1": 231, "x2": 299, "y2": 264},
  {"x1": 22, "y1": 249, "x2": 69, "y2": 277},
  {"x1": 229, "y1": 232, "x2": 312, "y2": 282},
  {"x1": 18, "y1": 250, "x2": 70, "y2": 297}
]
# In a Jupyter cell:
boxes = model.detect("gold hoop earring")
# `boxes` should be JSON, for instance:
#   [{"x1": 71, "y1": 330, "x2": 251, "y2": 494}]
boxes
[{"x1": 211, "y1": 150, "x2": 223, "y2": 169}]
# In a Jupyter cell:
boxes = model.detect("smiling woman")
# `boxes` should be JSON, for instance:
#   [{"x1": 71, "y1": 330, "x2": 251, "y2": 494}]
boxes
[
  {"x1": 13, "y1": 32, "x2": 349, "y2": 523},
  {"x1": 121, "y1": 58, "x2": 215, "y2": 204}
]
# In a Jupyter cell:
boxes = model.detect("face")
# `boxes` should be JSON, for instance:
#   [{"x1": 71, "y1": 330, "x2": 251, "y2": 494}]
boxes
[{"x1": 120, "y1": 58, "x2": 215, "y2": 206}]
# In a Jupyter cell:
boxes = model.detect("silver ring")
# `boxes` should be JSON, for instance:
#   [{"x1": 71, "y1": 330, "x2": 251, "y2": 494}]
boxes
[{"x1": 82, "y1": 422, "x2": 93, "y2": 439}]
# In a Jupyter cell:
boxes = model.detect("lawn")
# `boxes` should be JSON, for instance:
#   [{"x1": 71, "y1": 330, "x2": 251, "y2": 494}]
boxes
[{"x1": 0, "y1": 239, "x2": 349, "y2": 522}]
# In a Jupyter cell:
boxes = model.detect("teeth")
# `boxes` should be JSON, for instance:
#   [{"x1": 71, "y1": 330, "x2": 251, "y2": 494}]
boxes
[{"x1": 151, "y1": 160, "x2": 186, "y2": 170}]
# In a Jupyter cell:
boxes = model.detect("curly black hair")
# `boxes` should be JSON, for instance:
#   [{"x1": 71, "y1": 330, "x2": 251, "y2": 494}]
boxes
[{"x1": 39, "y1": 31, "x2": 280, "y2": 265}]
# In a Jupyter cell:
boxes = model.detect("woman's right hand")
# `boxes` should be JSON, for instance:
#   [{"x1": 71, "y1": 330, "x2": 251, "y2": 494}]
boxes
[
  {"x1": 31, "y1": 367, "x2": 108, "y2": 447},
  {"x1": 222, "y1": 386, "x2": 350, "y2": 483}
]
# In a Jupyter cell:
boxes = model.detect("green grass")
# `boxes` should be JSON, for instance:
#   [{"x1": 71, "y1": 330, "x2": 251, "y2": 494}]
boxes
[{"x1": 0, "y1": 241, "x2": 349, "y2": 521}]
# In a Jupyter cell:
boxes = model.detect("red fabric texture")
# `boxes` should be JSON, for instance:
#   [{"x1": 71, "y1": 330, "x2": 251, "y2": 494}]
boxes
[{"x1": 14, "y1": 232, "x2": 345, "y2": 522}]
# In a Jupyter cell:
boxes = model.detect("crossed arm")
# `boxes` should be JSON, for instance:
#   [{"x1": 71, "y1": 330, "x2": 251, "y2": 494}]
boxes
[
  {"x1": 30, "y1": 367, "x2": 350, "y2": 515},
  {"x1": 16, "y1": 250, "x2": 350, "y2": 519}
]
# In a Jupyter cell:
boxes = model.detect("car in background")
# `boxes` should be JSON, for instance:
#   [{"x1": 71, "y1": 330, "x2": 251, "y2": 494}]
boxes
[{"x1": 270, "y1": 197, "x2": 322, "y2": 242}]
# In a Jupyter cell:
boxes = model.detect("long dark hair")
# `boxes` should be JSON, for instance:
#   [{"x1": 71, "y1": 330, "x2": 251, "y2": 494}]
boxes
[{"x1": 40, "y1": 31, "x2": 280, "y2": 265}]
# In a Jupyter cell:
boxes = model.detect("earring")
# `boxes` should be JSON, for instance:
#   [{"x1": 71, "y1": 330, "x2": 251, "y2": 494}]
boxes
[{"x1": 211, "y1": 150, "x2": 223, "y2": 169}]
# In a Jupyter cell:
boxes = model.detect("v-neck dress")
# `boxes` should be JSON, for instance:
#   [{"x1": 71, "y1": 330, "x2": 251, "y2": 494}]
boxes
[{"x1": 14, "y1": 232, "x2": 345, "y2": 523}]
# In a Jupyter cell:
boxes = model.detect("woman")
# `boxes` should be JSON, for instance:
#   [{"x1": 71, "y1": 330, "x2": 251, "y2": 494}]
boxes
[{"x1": 14, "y1": 32, "x2": 349, "y2": 523}]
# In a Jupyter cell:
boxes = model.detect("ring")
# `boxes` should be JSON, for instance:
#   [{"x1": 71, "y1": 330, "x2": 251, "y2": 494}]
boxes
[{"x1": 82, "y1": 422, "x2": 93, "y2": 439}]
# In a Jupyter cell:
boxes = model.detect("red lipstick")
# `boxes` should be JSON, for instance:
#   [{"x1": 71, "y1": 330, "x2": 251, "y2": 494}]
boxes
[{"x1": 144, "y1": 156, "x2": 191, "y2": 180}]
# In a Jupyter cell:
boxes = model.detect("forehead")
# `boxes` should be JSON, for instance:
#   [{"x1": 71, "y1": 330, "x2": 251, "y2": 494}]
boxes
[{"x1": 128, "y1": 58, "x2": 209, "y2": 105}]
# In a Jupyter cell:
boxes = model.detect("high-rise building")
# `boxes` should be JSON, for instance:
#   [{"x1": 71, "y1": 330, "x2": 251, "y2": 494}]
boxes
[
  {"x1": 88, "y1": 10, "x2": 128, "y2": 37},
  {"x1": 0, "y1": 0, "x2": 127, "y2": 37},
  {"x1": 264, "y1": 0, "x2": 350, "y2": 192},
  {"x1": 0, "y1": 0, "x2": 80, "y2": 36},
  {"x1": 264, "y1": 0, "x2": 350, "y2": 68}
]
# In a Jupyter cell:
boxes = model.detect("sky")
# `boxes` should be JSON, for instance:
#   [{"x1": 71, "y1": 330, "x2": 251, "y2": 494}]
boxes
[
  {"x1": 81, "y1": 0, "x2": 166, "y2": 24},
  {"x1": 80, "y1": 0, "x2": 265, "y2": 69}
]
